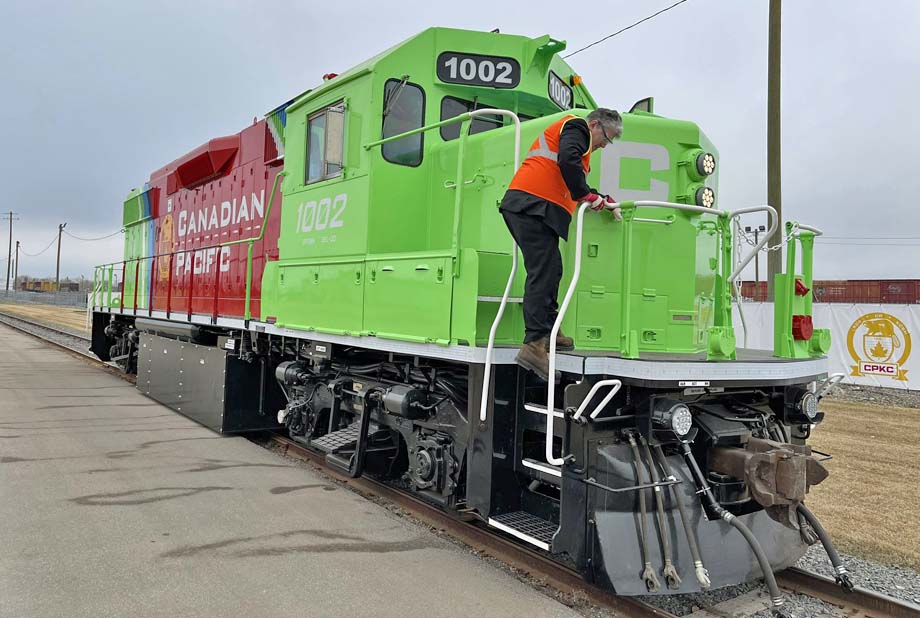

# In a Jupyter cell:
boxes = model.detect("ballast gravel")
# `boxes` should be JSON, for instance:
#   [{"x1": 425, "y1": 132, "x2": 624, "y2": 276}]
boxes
[
  {"x1": 645, "y1": 544, "x2": 920, "y2": 616},
  {"x1": 825, "y1": 383, "x2": 919, "y2": 409}
]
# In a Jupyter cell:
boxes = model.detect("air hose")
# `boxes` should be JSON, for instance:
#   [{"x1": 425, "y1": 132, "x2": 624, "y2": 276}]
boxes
[
  {"x1": 652, "y1": 444, "x2": 710, "y2": 589},
  {"x1": 797, "y1": 504, "x2": 854, "y2": 591},
  {"x1": 679, "y1": 442, "x2": 789, "y2": 617},
  {"x1": 628, "y1": 435, "x2": 661, "y2": 592},
  {"x1": 641, "y1": 437, "x2": 681, "y2": 589}
]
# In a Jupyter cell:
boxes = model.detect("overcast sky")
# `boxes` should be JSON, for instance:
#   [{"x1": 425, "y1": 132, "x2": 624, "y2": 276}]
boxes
[{"x1": 1, "y1": 0, "x2": 918, "y2": 281}]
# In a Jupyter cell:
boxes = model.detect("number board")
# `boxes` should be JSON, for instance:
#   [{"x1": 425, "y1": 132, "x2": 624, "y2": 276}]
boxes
[
  {"x1": 548, "y1": 71, "x2": 573, "y2": 110},
  {"x1": 436, "y1": 52, "x2": 521, "y2": 89}
]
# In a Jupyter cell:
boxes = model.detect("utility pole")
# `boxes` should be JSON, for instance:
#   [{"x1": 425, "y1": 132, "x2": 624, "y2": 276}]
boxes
[
  {"x1": 55, "y1": 222, "x2": 67, "y2": 292},
  {"x1": 3, "y1": 211, "x2": 19, "y2": 292},
  {"x1": 766, "y1": 0, "x2": 782, "y2": 300},
  {"x1": 13, "y1": 240, "x2": 19, "y2": 291}
]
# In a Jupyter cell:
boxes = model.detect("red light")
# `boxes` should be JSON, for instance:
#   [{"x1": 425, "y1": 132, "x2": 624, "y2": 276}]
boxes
[
  {"x1": 322, "y1": 73, "x2": 338, "y2": 81},
  {"x1": 792, "y1": 315, "x2": 813, "y2": 340}
]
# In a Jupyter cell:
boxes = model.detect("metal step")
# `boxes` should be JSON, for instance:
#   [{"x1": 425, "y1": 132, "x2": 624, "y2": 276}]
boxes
[
  {"x1": 311, "y1": 423, "x2": 361, "y2": 454},
  {"x1": 488, "y1": 511, "x2": 557, "y2": 551}
]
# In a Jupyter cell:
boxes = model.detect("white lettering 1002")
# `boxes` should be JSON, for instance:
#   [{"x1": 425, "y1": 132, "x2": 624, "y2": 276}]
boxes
[{"x1": 297, "y1": 194, "x2": 347, "y2": 233}]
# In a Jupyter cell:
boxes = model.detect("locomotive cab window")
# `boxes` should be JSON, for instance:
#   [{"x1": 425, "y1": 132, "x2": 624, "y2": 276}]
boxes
[
  {"x1": 439, "y1": 97, "x2": 503, "y2": 141},
  {"x1": 381, "y1": 79, "x2": 424, "y2": 166},
  {"x1": 306, "y1": 101, "x2": 345, "y2": 184}
]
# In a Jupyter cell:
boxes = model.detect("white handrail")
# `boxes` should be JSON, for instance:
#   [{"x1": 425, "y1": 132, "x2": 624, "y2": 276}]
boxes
[
  {"x1": 572, "y1": 379, "x2": 623, "y2": 421},
  {"x1": 632, "y1": 200, "x2": 728, "y2": 217},
  {"x1": 476, "y1": 109, "x2": 522, "y2": 423},
  {"x1": 727, "y1": 205, "x2": 778, "y2": 283},
  {"x1": 545, "y1": 202, "x2": 592, "y2": 464},
  {"x1": 817, "y1": 372, "x2": 845, "y2": 398}
]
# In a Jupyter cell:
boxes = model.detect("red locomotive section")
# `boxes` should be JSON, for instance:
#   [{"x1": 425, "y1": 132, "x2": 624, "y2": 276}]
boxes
[{"x1": 146, "y1": 120, "x2": 284, "y2": 319}]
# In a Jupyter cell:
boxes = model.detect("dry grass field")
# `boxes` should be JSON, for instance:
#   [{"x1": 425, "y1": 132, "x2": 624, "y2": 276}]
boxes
[
  {"x1": 0, "y1": 302, "x2": 89, "y2": 335},
  {"x1": 807, "y1": 399, "x2": 920, "y2": 570},
  {"x1": 2, "y1": 302, "x2": 917, "y2": 569}
]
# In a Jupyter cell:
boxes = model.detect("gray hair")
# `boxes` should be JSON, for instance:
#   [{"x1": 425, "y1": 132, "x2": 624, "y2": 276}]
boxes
[{"x1": 587, "y1": 108, "x2": 623, "y2": 139}]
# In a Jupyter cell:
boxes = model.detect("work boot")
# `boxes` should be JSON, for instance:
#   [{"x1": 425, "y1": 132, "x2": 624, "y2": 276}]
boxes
[
  {"x1": 551, "y1": 331, "x2": 574, "y2": 352},
  {"x1": 515, "y1": 337, "x2": 558, "y2": 383}
]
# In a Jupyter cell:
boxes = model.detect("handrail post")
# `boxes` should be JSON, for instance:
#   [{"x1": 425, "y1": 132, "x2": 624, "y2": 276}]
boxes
[
  {"x1": 166, "y1": 254, "x2": 174, "y2": 319},
  {"x1": 133, "y1": 259, "x2": 140, "y2": 314},
  {"x1": 715, "y1": 213, "x2": 733, "y2": 329},
  {"x1": 119, "y1": 261, "x2": 127, "y2": 310},
  {"x1": 545, "y1": 202, "x2": 591, "y2": 466},
  {"x1": 187, "y1": 249, "x2": 196, "y2": 321},
  {"x1": 212, "y1": 249, "x2": 222, "y2": 322},
  {"x1": 618, "y1": 203, "x2": 637, "y2": 359},
  {"x1": 107, "y1": 265, "x2": 113, "y2": 308},
  {"x1": 244, "y1": 240, "x2": 255, "y2": 322},
  {"x1": 91, "y1": 268, "x2": 98, "y2": 308},
  {"x1": 800, "y1": 231, "x2": 815, "y2": 315},
  {"x1": 450, "y1": 118, "x2": 472, "y2": 274},
  {"x1": 148, "y1": 256, "x2": 156, "y2": 317}
]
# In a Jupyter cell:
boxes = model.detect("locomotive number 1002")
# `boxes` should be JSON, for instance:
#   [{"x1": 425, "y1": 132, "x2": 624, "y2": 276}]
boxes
[{"x1": 436, "y1": 52, "x2": 521, "y2": 89}]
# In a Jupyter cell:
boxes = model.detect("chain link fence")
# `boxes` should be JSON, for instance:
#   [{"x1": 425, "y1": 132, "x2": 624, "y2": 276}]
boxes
[{"x1": 0, "y1": 290, "x2": 89, "y2": 308}]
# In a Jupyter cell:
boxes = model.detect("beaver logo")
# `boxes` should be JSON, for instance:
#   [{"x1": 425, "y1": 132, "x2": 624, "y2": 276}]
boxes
[
  {"x1": 847, "y1": 312, "x2": 911, "y2": 381},
  {"x1": 157, "y1": 212, "x2": 175, "y2": 281}
]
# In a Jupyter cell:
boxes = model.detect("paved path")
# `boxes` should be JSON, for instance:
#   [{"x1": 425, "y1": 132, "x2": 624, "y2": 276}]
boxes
[{"x1": 0, "y1": 324, "x2": 581, "y2": 618}]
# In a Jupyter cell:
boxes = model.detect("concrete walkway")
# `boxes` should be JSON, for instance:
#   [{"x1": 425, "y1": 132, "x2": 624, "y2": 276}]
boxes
[{"x1": 0, "y1": 325, "x2": 581, "y2": 618}]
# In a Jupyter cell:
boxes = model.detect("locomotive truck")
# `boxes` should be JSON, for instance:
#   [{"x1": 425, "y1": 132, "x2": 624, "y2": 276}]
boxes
[{"x1": 89, "y1": 27, "x2": 849, "y2": 614}]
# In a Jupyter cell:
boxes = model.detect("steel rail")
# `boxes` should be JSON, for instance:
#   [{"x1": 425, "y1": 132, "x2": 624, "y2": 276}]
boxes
[{"x1": 776, "y1": 567, "x2": 920, "y2": 618}]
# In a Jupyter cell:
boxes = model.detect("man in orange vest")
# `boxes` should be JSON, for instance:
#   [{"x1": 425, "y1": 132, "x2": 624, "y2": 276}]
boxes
[{"x1": 500, "y1": 108, "x2": 622, "y2": 381}]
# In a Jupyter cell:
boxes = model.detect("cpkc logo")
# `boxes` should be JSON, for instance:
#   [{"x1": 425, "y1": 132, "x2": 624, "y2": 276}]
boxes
[{"x1": 847, "y1": 312, "x2": 911, "y2": 381}]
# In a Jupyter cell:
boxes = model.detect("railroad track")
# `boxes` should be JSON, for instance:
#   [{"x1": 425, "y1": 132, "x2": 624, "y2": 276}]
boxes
[
  {"x1": 0, "y1": 310, "x2": 92, "y2": 356},
  {"x1": 2, "y1": 309, "x2": 918, "y2": 618}
]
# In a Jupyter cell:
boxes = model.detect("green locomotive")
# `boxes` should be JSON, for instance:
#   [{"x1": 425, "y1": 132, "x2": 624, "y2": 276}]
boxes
[{"x1": 91, "y1": 28, "x2": 848, "y2": 613}]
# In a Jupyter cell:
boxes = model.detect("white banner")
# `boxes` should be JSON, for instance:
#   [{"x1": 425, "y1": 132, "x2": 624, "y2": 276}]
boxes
[{"x1": 732, "y1": 303, "x2": 919, "y2": 390}]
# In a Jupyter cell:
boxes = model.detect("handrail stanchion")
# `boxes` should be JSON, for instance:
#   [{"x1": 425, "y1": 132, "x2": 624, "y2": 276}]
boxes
[
  {"x1": 91, "y1": 268, "x2": 98, "y2": 309},
  {"x1": 166, "y1": 254, "x2": 174, "y2": 319},
  {"x1": 212, "y1": 250, "x2": 221, "y2": 322},
  {"x1": 148, "y1": 256, "x2": 156, "y2": 317},
  {"x1": 133, "y1": 259, "x2": 140, "y2": 314},
  {"x1": 187, "y1": 248, "x2": 196, "y2": 321},
  {"x1": 244, "y1": 240, "x2": 254, "y2": 322},
  {"x1": 727, "y1": 205, "x2": 778, "y2": 283},
  {"x1": 119, "y1": 260, "x2": 127, "y2": 310},
  {"x1": 107, "y1": 266, "x2": 113, "y2": 308},
  {"x1": 618, "y1": 203, "x2": 637, "y2": 358},
  {"x1": 545, "y1": 202, "x2": 590, "y2": 465}
]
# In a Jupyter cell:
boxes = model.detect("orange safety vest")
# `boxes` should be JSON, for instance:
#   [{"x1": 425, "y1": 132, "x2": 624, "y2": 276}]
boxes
[{"x1": 508, "y1": 115, "x2": 593, "y2": 215}]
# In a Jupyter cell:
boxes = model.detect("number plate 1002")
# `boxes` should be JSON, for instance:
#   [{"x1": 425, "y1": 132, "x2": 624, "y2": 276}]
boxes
[{"x1": 436, "y1": 51, "x2": 521, "y2": 89}]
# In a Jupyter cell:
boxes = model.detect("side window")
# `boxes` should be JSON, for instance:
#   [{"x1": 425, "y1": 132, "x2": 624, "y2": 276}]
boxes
[
  {"x1": 382, "y1": 79, "x2": 424, "y2": 166},
  {"x1": 305, "y1": 101, "x2": 345, "y2": 184},
  {"x1": 439, "y1": 97, "x2": 503, "y2": 141}
]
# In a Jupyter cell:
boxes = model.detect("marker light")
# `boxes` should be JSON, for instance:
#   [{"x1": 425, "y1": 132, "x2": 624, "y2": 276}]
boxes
[
  {"x1": 695, "y1": 186, "x2": 716, "y2": 208},
  {"x1": 696, "y1": 152, "x2": 716, "y2": 176}
]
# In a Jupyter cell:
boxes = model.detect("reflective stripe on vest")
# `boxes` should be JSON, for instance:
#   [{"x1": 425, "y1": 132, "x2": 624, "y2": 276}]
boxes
[{"x1": 507, "y1": 115, "x2": 592, "y2": 215}]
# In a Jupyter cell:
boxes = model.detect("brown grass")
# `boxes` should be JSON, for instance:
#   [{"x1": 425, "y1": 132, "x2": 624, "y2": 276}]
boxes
[
  {"x1": 807, "y1": 399, "x2": 920, "y2": 570},
  {"x1": 0, "y1": 302, "x2": 90, "y2": 334}
]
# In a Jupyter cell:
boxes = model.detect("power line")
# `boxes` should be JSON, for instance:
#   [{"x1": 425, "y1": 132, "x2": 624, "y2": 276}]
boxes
[
  {"x1": 820, "y1": 235, "x2": 920, "y2": 240},
  {"x1": 63, "y1": 228, "x2": 124, "y2": 241},
  {"x1": 19, "y1": 235, "x2": 58, "y2": 257},
  {"x1": 563, "y1": 0, "x2": 691, "y2": 59}
]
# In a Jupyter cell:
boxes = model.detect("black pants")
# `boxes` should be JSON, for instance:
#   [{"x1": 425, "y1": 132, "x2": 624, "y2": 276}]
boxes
[{"x1": 501, "y1": 210, "x2": 563, "y2": 344}]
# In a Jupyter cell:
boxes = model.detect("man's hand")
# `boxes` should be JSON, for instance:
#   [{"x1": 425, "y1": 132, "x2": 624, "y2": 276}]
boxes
[
  {"x1": 604, "y1": 195, "x2": 622, "y2": 221},
  {"x1": 578, "y1": 192, "x2": 606, "y2": 211}
]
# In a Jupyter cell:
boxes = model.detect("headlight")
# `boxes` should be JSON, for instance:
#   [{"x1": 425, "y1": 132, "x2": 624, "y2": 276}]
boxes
[
  {"x1": 652, "y1": 401, "x2": 693, "y2": 436},
  {"x1": 797, "y1": 391, "x2": 818, "y2": 420},
  {"x1": 696, "y1": 152, "x2": 716, "y2": 176},
  {"x1": 695, "y1": 186, "x2": 715, "y2": 208}
]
